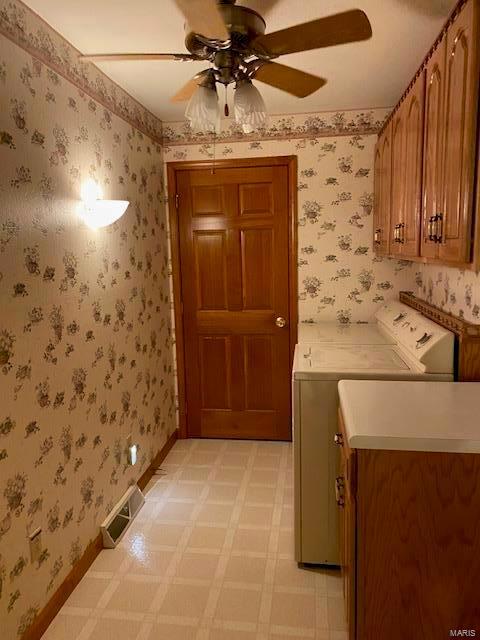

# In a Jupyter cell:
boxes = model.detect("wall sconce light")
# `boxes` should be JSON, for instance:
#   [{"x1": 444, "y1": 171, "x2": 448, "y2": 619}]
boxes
[{"x1": 78, "y1": 179, "x2": 129, "y2": 229}]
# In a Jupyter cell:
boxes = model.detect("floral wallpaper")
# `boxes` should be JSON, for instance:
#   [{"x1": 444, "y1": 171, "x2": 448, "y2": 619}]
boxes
[
  {"x1": 415, "y1": 264, "x2": 480, "y2": 324},
  {"x1": 164, "y1": 112, "x2": 415, "y2": 324},
  {"x1": 0, "y1": 12, "x2": 175, "y2": 640}
]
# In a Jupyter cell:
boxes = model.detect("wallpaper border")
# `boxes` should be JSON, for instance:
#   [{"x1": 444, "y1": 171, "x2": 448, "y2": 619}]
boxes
[
  {"x1": 162, "y1": 109, "x2": 389, "y2": 147},
  {"x1": 0, "y1": 0, "x2": 163, "y2": 143}
]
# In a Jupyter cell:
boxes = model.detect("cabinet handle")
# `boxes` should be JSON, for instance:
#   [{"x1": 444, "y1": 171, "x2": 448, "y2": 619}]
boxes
[
  {"x1": 427, "y1": 213, "x2": 443, "y2": 243},
  {"x1": 335, "y1": 476, "x2": 345, "y2": 508},
  {"x1": 334, "y1": 433, "x2": 344, "y2": 446},
  {"x1": 399, "y1": 222, "x2": 405, "y2": 244},
  {"x1": 374, "y1": 228, "x2": 381, "y2": 244},
  {"x1": 435, "y1": 213, "x2": 443, "y2": 243}
]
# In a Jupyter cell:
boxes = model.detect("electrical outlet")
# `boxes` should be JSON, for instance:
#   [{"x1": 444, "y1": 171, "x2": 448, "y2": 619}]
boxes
[{"x1": 29, "y1": 528, "x2": 42, "y2": 563}]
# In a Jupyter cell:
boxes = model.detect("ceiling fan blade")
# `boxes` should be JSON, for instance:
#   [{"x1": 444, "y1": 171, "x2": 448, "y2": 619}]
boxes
[
  {"x1": 174, "y1": 0, "x2": 229, "y2": 40},
  {"x1": 253, "y1": 62, "x2": 326, "y2": 98},
  {"x1": 171, "y1": 70, "x2": 209, "y2": 103},
  {"x1": 253, "y1": 9, "x2": 372, "y2": 56},
  {"x1": 79, "y1": 53, "x2": 196, "y2": 62}
]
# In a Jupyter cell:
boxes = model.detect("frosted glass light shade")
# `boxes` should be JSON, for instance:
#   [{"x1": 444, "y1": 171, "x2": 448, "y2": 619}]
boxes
[
  {"x1": 78, "y1": 200, "x2": 129, "y2": 229},
  {"x1": 234, "y1": 80, "x2": 267, "y2": 133},
  {"x1": 185, "y1": 84, "x2": 219, "y2": 134},
  {"x1": 78, "y1": 179, "x2": 129, "y2": 229}
]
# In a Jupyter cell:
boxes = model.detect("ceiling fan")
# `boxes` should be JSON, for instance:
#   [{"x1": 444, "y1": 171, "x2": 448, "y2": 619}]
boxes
[{"x1": 80, "y1": 0, "x2": 372, "y2": 132}]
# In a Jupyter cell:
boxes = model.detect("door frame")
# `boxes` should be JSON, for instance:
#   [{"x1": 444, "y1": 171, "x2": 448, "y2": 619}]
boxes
[{"x1": 167, "y1": 155, "x2": 298, "y2": 439}]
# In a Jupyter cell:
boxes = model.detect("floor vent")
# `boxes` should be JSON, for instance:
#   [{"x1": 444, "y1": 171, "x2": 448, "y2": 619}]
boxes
[{"x1": 100, "y1": 485, "x2": 144, "y2": 548}]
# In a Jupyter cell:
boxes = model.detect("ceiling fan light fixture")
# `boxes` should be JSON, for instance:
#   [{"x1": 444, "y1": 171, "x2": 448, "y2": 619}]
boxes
[
  {"x1": 185, "y1": 72, "x2": 220, "y2": 134},
  {"x1": 234, "y1": 78, "x2": 267, "y2": 134}
]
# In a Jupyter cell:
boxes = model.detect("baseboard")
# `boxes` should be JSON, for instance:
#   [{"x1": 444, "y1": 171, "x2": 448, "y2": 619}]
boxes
[
  {"x1": 21, "y1": 533, "x2": 103, "y2": 640},
  {"x1": 22, "y1": 429, "x2": 178, "y2": 640},
  {"x1": 137, "y1": 429, "x2": 178, "y2": 491}
]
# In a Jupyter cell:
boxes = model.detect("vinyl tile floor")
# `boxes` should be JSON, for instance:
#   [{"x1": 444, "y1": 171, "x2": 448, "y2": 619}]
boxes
[{"x1": 42, "y1": 439, "x2": 347, "y2": 640}]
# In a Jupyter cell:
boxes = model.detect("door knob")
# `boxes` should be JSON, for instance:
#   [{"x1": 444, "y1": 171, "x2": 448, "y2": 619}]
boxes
[{"x1": 275, "y1": 316, "x2": 287, "y2": 328}]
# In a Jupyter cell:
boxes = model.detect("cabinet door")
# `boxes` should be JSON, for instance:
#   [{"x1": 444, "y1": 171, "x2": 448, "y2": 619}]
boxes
[
  {"x1": 401, "y1": 71, "x2": 425, "y2": 257},
  {"x1": 390, "y1": 104, "x2": 405, "y2": 256},
  {"x1": 380, "y1": 123, "x2": 392, "y2": 257},
  {"x1": 440, "y1": 0, "x2": 480, "y2": 263},
  {"x1": 337, "y1": 411, "x2": 356, "y2": 639},
  {"x1": 373, "y1": 140, "x2": 383, "y2": 254},
  {"x1": 373, "y1": 122, "x2": 392, "y2": 256},
  {"x1": 421, "y1": 39, "x2": 447, "y2": 259}
]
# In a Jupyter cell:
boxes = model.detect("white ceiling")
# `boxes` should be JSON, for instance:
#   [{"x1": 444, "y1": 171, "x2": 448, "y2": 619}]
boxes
[{"x1": 25, "y1": 0, "x2": 456, "y2": 121}]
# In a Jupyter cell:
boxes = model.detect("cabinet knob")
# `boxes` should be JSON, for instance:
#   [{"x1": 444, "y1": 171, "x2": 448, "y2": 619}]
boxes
[
  {"x1": 275, "y1": 316, "x2": 287, "y2": 328},
  {"x1": 334, "y1": 433, "x2": 344, "y2": 446}
]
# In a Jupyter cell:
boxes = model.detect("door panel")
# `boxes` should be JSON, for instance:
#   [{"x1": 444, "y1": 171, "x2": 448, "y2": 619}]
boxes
[
  {"x1": 401, "y1": 70, "x2": 425, "y2": 257},
  {"x1": 244, "y1": 335, "x2": 274, "y2": 410},
  {"x1": 176, "y1": 163, "x2": 293, "y2": 440},
  {"x1": 199, "y1": 336, "x2": 231, "y2": 409},
  {"x1": 194, "y1": 232, "x2": 228, "y2": 310},
  {"x1": 421, "y1": 39, "x2": 447, "y2": 259},
  {"x1": 241, "y1": 228, "x2": 274, "y2": 309},
  {"x1": 440, "y1": 0, "x2": 480, "y2": 263}
]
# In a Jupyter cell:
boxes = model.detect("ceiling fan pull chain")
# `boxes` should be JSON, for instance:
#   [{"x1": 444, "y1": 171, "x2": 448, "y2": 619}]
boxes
[{"x1": 224, "y1": 84, "x2": 229, "y2": 117}]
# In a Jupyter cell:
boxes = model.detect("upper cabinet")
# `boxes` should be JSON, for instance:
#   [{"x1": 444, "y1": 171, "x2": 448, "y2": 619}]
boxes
[
  {"x1": 374, "y1": 0, "x2": 480, "y2": 268},
  {"x1": 373, "y1": 121, "x2": 392, "y2": 256},
  {"x1": 390, "y1": 71, "x2": 425, "y2": 258},
  {"x1": 422, "y1": 38, "x2": 447, "y2": 259},
  {"x1": 440, "y1": 0, "x2": 479, "y2": 263}
]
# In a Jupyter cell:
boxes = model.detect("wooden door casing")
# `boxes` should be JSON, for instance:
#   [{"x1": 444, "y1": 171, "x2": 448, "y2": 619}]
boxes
[
  {"x1": 421, "y1": 38, "x2": 447, "y2": 259},
  {"x1": 440, "y1": 0, "x2": 480, "y2": 263},
  {"x1": 169, "y1": 157, "x2": 297, "y2": 441},
  {"x1": 401, "y1": 70, "x2": 425, "y2": 257}
]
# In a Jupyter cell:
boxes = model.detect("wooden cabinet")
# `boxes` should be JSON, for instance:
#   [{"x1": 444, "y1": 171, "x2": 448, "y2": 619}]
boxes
[
  {"x1": 337, "y1": 411, "x2": 356, "y2": 639},
  {"x1": 374, "y1": 0, "x2": 480, "y2": 268},
  {"x1": 336, "y1": 410, "x2": 480, "y2": 640},
  {"x1": 421, "y1": 38, "x2": 447, "y2": 259},
  {"x1": 390, "y1": 72, "x2": 425, "y2": 257},
  {"x1": 440, "y1": 0, "x2": 479, "y2": 263},
  {"x1": 373, "y1": 122, "x2": 392, "y2": 255},
  {"x1": 402, "y1": 71, "x2": 425, "y2": 257}
]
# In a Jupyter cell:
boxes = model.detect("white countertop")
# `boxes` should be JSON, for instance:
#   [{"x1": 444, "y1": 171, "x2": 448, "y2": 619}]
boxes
[{"x1": 338, "y1": 380, "x2": 480, "y2": 453}]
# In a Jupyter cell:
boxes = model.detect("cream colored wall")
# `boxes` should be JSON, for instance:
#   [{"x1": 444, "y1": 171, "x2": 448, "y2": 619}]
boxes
[
  {"x1": 0, "y1": 3, "x2": 175, "y2": 637},
  {"x1": 163, "y1": 112, "x2": 415, "y2": 324}
]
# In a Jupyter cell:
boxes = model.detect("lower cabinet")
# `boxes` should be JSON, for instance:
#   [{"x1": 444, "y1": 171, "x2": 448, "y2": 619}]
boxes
[{"x1": 336, "y1": 410, "x2": 480, "y2": 639}]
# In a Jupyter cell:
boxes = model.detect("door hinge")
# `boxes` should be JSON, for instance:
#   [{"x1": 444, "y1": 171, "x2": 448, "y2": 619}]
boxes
[{"x1": 175, "y1": 193, "x2": 179, "y2": 209}]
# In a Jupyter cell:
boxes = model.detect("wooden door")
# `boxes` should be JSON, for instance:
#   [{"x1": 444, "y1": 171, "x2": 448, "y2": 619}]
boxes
[
  {"x1": 373, "y1": 122, "x2": 392, "y2": 256},
  {"x1": 390, "y1": 104, "x2": 405, "y2": 256},
  {"x1": 173, "y1": 159, "x2": 294, "y2": 440},
  {"x1": 440, "y1": 0, "x2": 480, "y2": 263},
  {"x1": 421, "y1": 38, "x2": 447, "y2": 259},
  {"x1": 401, "y1": 70, "x2": 425, "y2": 257}
]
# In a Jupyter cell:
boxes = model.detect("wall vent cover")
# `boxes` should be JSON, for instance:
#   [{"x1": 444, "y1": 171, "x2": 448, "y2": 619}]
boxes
[{"x1": 100, "y1": 485, "x2": 145, "y2": 548}]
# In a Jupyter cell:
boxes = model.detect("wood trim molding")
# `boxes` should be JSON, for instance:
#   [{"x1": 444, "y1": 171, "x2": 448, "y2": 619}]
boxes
[
  {"x1": 137, "y1": 429, "x2": 178, "y2": 491},
  {"x1": 400, "y1": 291, "x2": 480, "y2": 337},
  {"x1": 167, "y1": 156, "x2": 298, "y2": 439},
  {"x1": 21, "y1": 429, "x2": 178, "y2": 640},
  {"x1": 379, "y1": 0, "x2": 470, "y2": 137},
  {"x1": 400, "y1": 291, "x2": 480, "y2": 381}
]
